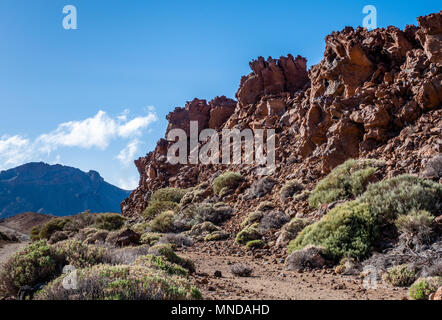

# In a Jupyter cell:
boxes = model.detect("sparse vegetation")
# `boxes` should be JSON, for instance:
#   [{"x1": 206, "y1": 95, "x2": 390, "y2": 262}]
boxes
[
  {"x1": 235, "y1": 223, "x2": 261, "y2": 244},
  {"x1": 383, "y1": 265, "x2": 416, "y2": 287},
  {"x1": 409, "y1": 277, "x2": 442, "y2": 300},
  {"x1": 285, "y1": 245, "x2": 326, "y2": 271},
  {"x1": 240, "y1": 211, "x2": 263, "y2": 228},
  {"x1": 256, "y1": 201, "x2": 275, "y2": 212},
  {"x1": 35, "y1": 264, "x2": 201, "y2": 300},
  {"x1": 359, "y1": 174, "x2": 442, "y2": 226},
  {"x1": 148, "y1": 244, "x2": 195, "y2": 273},
  {"x1": 290, "y1": 174, "x2": 442, "y2": 261},
  {"x1": 37, "y1": 218, "x2": 69, "y2": 240},
  {"x1": 288, "y1": 201, "x2": 375, "y2": 260},
  {"x1": 0, "y1": 241, "x2": 63, "y2": 296},
  {"x1": 54, "y1": 239, "x2": 109, "y2": 268},
  {"x1": 151, "y1": 188, "x2": 187, "y2": 203},
  {"x1": 259, "y1": 210, "x2": 290, "y2": 231},
  {"x1": 140, "y1": 232, "x2": 162, "y2": 245},
  {"x1": 308, "y1": 159, "x2": 384, "y2": 208},
  {"x1": 280, "y1": 180, "x2": 304, "y2": 202},
  {"x1": 93, "y1": 213, "x2": 126, "y2": 231},
  {"x1": 212, "y1": 172, "x2": 243, "y2": 196},
  {"x1": 176, "y1": 202, "x2": 233, "y2": 230},
  {"x1": 246, "y1": 239, "x2": 265, "y2": 250},
  {"x1": 157, "y1": 233, "x2": 193, "y2": 248},
  {"x1": 149, "y1": 210, "x2": 176, "y2": 233},
  {"x1": 134, "y1": 254, "x2": 189, "y2": 277},
  {"x1": 394, "y1": 210, "x2": 434, "y2": 243},
  {"x1": 204, "y1": 230, "x2": 229, "y2": 241},
  {"x1": 143, "y1": 201, "x2": 179, "y2": 219}
]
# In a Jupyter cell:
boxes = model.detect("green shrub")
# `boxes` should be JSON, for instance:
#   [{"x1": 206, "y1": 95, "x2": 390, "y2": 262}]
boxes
[
  {"x1": 177, "y1": 202, "x2": 232, "y2": 230},
  {"x1": 290, "y1": 175, "x2": 442, "y2": 261},
  {"x1": 130, "y1": 222, "x2": 150, "y2": 234},
  {"x1": 149, "y1": 210, "x2": 176, "y2": 233},
  {"x1": 383, "y1": 265, "x2": 416, "y2": 287},
  {"x1": 359, "y1": 174, "x2": 442, "y2": 226},
  {"x1": 148, "y1": 244, "x2": 195, "y2": 273},
  {"x1": 151, "y1": 188, "x2": 187, "y2": 203},
  {"x1": 235, "y1": 223, "x2": 261, "y2": 245},
  {"x1": 288, "y1": 201, "x2": 376, "y2": 260},
  {"x1": 38, "y1": 218, "x2": 69, "y2": 240},
  {"x1": 0, "y1": 241, "x2": 63, "y2": 296},
  {"x1": 140, "y1": 232, "x2": 162, "y2": 245},
  {"x1": 143, "y1": 201, "x2": 179, "y2": 219},
  {"x1": 94, "y1": 213, "x2": 126, "y2": 231},
  {"x1": 134, "y1": 254, "x2": 188, "y2": 277},
  {"x1": 240, "y1": 211, "x2": 263, "y2": 228},
  {"x1": 204, "y1": 230, "x2": 229, "y2": 241},
  {"x1": 54, "y1": 240, "x2": 109, "y2": 268},
  {"x1": 30, "y1": 226, "x2": 42, "y2": 242},
  {"x1": 309, "y1": 159, "x2": 384, "y2": 208},
  {"x1": 35, "y1": 264, "x2": 202, "y2": 300},
  {"x1": 246, "y1": 240, "x2": 265, "y2": 250},
  {"x1": 212, "y1": 172, "x2": 243, "y2": 196},
  {"x1": 409, "y1": 277, "x2": 442, "y2": 300}
]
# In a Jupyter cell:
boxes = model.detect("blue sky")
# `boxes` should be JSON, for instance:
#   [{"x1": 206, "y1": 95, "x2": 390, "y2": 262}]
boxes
[{"x1": 0, "y1": 0, "x2": 439, "y2": 189}]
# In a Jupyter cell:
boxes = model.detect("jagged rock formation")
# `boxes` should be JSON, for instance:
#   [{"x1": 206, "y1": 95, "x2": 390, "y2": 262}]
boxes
[
  {"x1": 122, "y1": 11, "x2": 442, "y2": 218},
  {"x1": 0, "y1": 163, "x2": 131, "y2": 218}
]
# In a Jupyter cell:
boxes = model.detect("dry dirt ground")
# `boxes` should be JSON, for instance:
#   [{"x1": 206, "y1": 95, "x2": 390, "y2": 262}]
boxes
[
  {"x1": 0, "y1": 225, "x2": 30, "y2": 266},
  {"x1": 0, "y1": 222, "x2": 409, "y2": 300},
  {"x1": 180, "y1": 241, "x2": 409, "y2": 300}
]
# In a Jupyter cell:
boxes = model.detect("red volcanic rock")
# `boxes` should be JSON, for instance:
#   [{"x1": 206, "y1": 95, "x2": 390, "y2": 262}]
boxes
[
  {"x1": 208, "y1": 96, "x2": 236, "y2": 130},
  {"x1": 166, "y1": 98, "x2": 210, "y2": 136},
  {"x1": 416, "y1": 11, "x2": 442, "y2": 65},
  {"x1": 122, "y1": 11, "x2": 442, "y2": 218},
  {"x1": 236, "y1": 54, "x2": 309, "y2": 106}
]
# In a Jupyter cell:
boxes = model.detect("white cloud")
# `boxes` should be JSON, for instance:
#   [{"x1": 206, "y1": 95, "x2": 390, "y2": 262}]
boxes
[
  {"x1": 0, "y1": 135, "x2": 32, "y2": 170},
  {"x1": 36, "y1": 110, "x2": 157, "y2": 152},
  {"x1": 0, "y1": 108, "x2": 157, "y2": 177},
  {"x1": 118, "y1": 113, "x2": 157, "y2": 138},
  {"x1": 118, "y1": 176, "x2": 139, "y2": 190},
  {"x1": 116, "y1": 139, "x2": 140, "y2": 166}
]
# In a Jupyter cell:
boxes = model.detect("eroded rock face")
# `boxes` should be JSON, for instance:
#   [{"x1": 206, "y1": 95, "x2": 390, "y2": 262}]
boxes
[
  {"x1": 122, "y1": 11, "x2": 442, "y2": 218},
  {"x1": 298, "y1": 12, "x2": 442, "y2": 171},
  {"x1": 417, "y1": 11, "x2": 442, "y2": 65},
  {"x1": 236, "y1": 54, "x2": 309, "y2": 107}
]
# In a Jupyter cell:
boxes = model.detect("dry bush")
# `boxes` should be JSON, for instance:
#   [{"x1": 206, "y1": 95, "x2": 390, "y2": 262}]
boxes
[
  {"x1": 244, "y1": 176, "x2": 277, "y2": 200},
  {"x1": 286, "y1": 245, "x2": 327, "y2": 271},
  {"x1": 280, "y1": 180, "x2": 304, "y2": 202},
  {"x1": 230, "y1": 264, "x2": 253, "y2": 277},
  {"x1": 35, "y1": 264, "x2": 202, "y2": 300},
  {"x1": 157, "y1": 233, "x2": 193, "y2": 248}
]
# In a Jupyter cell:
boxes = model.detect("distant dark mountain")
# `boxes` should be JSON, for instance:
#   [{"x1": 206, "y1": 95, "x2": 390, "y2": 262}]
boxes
[{"x1": 0, "y1": 162, "x2": 132, "y2": 218}]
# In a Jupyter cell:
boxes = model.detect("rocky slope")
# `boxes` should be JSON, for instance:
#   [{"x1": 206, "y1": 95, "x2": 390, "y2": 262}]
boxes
[
  {"x1": 122, "y1": 11, "x2": 441, "y2": 219},
  {"x1": 0, "y1": 163, "x2": 131, "y2": 218}
]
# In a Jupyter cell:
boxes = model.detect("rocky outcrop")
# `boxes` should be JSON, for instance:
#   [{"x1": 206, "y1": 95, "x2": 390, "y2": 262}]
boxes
[
  {"x1": 122, "y1": 11, "x2": 442, "y2": 218},
  {"x1": 236, "y1": 54, "x2": 309, "y2": 107},
  {"x1": 297, "y1": 12, "x2": 442, "y2": 171}
]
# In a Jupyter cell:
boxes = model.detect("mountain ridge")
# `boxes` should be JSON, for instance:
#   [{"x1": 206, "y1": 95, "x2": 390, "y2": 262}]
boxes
[{"x1": 0, "y1": 162, "x2": 131, "y2": 218}]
